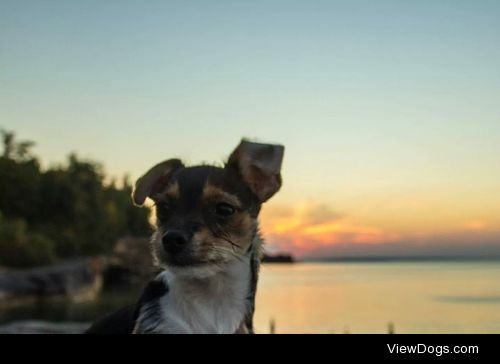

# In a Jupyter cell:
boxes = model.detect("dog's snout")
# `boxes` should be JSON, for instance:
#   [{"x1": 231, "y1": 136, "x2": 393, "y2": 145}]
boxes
[{"x1": 162, "y1": 230, "x2": 189, "y2": 254}]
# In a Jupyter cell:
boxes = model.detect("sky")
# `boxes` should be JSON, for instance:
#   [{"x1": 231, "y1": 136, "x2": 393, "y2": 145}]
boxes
[{"x1": 1, "y1": 0, "x2": 500, "y2": 257}]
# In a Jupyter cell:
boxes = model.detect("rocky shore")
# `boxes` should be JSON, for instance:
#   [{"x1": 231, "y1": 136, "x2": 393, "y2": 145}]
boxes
[
  {"x1": 0, "y1": 237, "x2": 154, "y2": 307},
  {"x1": 0, "y1": 258, "x2": 105, "y2": 308},
  {"x1": 0, "y1": 237, "x2": 155, "y2": 333}
]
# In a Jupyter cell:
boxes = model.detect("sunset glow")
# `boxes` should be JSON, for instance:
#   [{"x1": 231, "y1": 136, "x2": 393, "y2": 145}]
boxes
[
  {"x1": 260, "y1": 199, "x2": 500, "y2": 257},
  {"x1": 260, "y1": 202, "x2": 401, "y2": 256},
  {"x1": 2, "y1": 1, "x2": 500, "y2": 259}
]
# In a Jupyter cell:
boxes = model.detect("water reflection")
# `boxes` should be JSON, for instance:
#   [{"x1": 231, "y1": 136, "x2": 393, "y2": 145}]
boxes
[
  {"x1": 1, "y1": 262, "x2": 500, "y2": 333},
  {"x1": 254, "y1": 262, "x2": 500, "y2": 333}
]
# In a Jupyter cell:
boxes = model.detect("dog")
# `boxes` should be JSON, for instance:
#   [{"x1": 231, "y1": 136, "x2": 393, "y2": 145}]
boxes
[{"x1": 86, "y1": 139, "x2": 284, "y2": 334}]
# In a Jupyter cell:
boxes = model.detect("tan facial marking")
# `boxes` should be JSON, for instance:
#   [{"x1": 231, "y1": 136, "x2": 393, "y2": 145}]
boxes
[
  {"x1": 202, "y1": 183, "x2": 242, "y2": 208},
  {"x1": 193, "y1": 227, "x2": 232, "y2": 262},
  {"x1": 230, "y1": 213, "x2": 255, "y2": 249},
  {"x1": 161, "y1": 181, "x2": 180, "y2": 200},
  {"x1": 193, "y1": 227, "x2": 211, "y2": 248},
  {"x1": 231, "y1": 212, "x2": 253, "y2": 235}
]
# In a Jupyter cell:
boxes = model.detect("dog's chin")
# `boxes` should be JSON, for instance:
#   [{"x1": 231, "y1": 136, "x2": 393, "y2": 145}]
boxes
[
  {"x1": 164, "y1": 262, "x2": 225, "y2": 279},
  {"x1": 153, "y1": 250, "x2": 228, "y2": 279}
]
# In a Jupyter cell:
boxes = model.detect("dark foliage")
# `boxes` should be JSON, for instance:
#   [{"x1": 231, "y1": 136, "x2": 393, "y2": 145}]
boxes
[{"x1": 0, "y1": 129, "x2": 151, "y2": 267}]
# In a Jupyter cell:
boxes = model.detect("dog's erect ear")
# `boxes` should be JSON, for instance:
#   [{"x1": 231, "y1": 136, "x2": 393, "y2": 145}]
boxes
[
  {"x1": 132, "y1": 159, "x2": 184, "y2": 206},
  {"x1": 227, "y1": 140, "x2": 284, "y2": 202}
]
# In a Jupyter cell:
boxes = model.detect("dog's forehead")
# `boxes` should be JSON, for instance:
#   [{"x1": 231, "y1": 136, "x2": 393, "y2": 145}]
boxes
[
  {"x1": 175, "y1": 165, "x2": 216, "y2": 188},
  {"x1": 170, "y1": 165, "x2": 250, "y2": 203}
]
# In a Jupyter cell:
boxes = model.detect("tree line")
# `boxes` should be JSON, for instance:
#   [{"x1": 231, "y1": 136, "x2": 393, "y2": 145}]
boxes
[{"x1": 0, "y1": 129, "x2": 151, "y2": 267}]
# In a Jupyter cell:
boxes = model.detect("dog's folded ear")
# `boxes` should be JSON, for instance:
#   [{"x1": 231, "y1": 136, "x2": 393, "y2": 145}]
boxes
[
  {"x1": 227, "y1": 139, "x2": 284, "y2": 202},
  {"x1": 132, "y1": 159, "x2": 184, "y2": 206}
]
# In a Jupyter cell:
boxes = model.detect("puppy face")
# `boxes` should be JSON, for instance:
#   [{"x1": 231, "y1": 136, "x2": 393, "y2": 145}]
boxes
[
  {"x1": 152, "y1": 166, "x2": 259, "y2": 270},
  {"x1": 133, "y1": 140, "x2": 284, "y2": 277}
]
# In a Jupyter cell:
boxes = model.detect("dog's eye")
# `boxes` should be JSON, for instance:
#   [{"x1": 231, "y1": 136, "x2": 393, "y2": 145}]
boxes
[{"x1": 215, "y1": 202, "x2": 235, "y2": 217}]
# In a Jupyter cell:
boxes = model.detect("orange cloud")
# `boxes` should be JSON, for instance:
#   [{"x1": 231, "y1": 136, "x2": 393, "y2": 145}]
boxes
[
  {"x1": 260, "y1": 202, "x2": 401, "y2": 257},
  {"x1": 463, "y1": 219, "x2": 488, "y2": 231}
]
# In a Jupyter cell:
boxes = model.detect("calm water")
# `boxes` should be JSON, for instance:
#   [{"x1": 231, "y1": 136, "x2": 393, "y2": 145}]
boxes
[
  {"x1": 254, "y1": 262, "x2": 500, "y2": 333},
  {"x1": 2, "y1": 262, "x2": 500, "y2": 333}
]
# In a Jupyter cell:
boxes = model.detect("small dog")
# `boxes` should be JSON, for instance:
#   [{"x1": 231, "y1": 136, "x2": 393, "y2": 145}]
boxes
[{"x1": 86, "y1": 139, "x2": 284, "y2": 334}]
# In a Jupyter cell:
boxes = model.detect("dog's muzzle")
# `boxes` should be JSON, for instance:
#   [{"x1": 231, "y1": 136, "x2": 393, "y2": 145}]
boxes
[{"x1": 162, "y1": 230, "x2": 190, "y2": 255}]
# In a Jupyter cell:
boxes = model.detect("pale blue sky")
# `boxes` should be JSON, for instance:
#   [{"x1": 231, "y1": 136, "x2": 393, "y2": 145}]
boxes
[{"x1": 2, "y1": 1, "x2": 500, "y2": 254}]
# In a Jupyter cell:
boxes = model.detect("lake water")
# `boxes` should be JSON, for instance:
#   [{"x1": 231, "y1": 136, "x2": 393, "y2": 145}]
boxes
[
  {"x1": 2, "y1": 262, "x2": 500, "y2": 334},
  {"x1": 254, "y1": 262, "x2": 500, "y2": 333}
]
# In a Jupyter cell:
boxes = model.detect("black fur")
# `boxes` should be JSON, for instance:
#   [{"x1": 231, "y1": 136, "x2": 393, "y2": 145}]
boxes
[
  {"x1": 85, "y1": 304, "x2": 136, "y2": 334},
  {"x1": 85, "y1": 278, "x2": 168, "y2": 334}
]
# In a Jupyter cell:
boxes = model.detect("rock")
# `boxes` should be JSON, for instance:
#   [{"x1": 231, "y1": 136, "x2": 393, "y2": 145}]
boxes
[
  {"x1": 0, "y1": 258, "x2": 104, "y2": 307},
  {"x1": 104, "y1": 237, "x2": 156, "y2": 287},
  {"x1": 0, "y1": 320, "x2": 90, "y2": 334}
]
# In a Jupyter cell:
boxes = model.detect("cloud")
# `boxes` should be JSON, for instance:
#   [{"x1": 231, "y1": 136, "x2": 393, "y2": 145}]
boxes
[
  {"x1": 259, "y1": 202, "x2": 500, "y2": 258},
  {"x1": 300, "y1": 204, "x2": 344, "y2": 225},
  {"x1": 463, "y1": 219, "x2": 488, "y2": 231},
  {"x1": 260, "y1": 201, "x2": 400, "y2": 256},
  {"x1": 301, "y1": 231, "x2": 500, "y2": 258}
]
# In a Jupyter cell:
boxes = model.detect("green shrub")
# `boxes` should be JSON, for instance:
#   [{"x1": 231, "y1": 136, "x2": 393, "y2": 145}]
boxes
[
  {"x1": 0, "y1": 216, "x2": 56, "y2": 267},
  {"x1": 0, "y1": 130, "x2": 152, "y2": 267}
]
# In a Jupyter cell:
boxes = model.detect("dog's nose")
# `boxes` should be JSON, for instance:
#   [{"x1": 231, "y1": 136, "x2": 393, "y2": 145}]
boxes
[{"x1": 162, "y1": 231, "x2": 189, "y2": 254}]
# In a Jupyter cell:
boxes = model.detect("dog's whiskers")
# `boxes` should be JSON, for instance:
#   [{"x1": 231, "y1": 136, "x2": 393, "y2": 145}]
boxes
[{"x1": 211, "y1": 245, "x2": 245, "y2": 263}]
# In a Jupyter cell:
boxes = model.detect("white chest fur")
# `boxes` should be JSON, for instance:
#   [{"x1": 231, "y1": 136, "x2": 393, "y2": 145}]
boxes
[{"x1": 147, "y1": 257, "x2": 251, "y2": 334}]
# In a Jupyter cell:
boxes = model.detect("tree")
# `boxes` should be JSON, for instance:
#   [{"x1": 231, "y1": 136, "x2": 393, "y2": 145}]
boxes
[
  {"x1": 0, "y1": 130, "x2": 41, "y2": 223},
  {"x1": 1, "y1": 129, "x2": 36, "y2": 161},
  {"x1": 0, "y1": 130, "x2": 152, "y2": 267}
]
